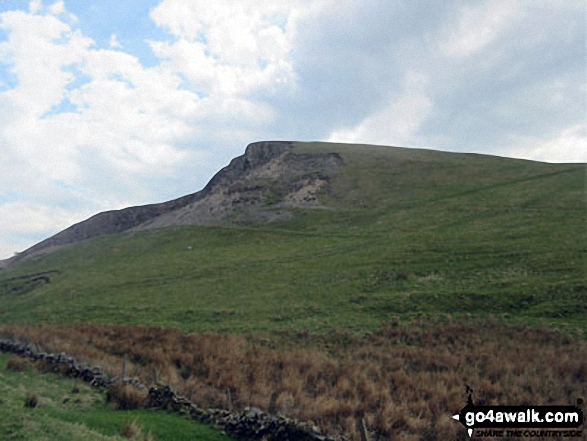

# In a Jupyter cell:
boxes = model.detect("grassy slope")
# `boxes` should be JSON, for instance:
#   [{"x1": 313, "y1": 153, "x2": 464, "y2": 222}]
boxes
[
  {"x1": 0, "y1": 353, "x2": 232, "y2": 441},
  {"x1": 0, "y1": 142, "x2": 585, "y2": 334}
]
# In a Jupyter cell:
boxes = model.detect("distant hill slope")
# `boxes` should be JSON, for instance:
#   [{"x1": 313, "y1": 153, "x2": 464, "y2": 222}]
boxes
[
  {"x1": 0, "y1": 141, "x2": 585, "y2": 332},
  {"x1": 11, "y1": 140, "x2": 583, "y2": 266},
  {"x1": 5, "y1": 141, "x2": 343, "y2": 265}
]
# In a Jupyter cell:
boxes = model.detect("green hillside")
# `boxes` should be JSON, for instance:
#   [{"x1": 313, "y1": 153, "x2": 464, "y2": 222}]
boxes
[{"x1": 1, "y1": 142, "x2": 585, "y2": 334}]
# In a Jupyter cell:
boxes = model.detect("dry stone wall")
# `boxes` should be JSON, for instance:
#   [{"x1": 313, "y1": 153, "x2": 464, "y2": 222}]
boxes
[{"x1": 0, "y1": 338, "x2": 348, "y2": 441}]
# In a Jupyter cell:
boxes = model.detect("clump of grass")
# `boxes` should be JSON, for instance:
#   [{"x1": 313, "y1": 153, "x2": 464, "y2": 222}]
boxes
[
  {"x1": 24, "y1": 391, "x2": 38, "y2": 408},
  {"x1": 119, "y1": 418, "x2": 153, "y2": 440},
  {"x1": 34, "y1": 358, "x2": 68, "y2": 375},
  {"x1": 6, "y1": 355, "x2": 28, "y2": 372},
  {"x1": 106, "y1": 384, "x2": 147, "y2": 410}
]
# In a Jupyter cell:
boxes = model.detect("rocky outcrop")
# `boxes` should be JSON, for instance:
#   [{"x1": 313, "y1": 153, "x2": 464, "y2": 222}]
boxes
[
  {"x1": 135, "y1": 141, "x2": 343, "y2": 229},
  {"x1": 6, "y1": 141, "x2": 344, "y2": 266}
]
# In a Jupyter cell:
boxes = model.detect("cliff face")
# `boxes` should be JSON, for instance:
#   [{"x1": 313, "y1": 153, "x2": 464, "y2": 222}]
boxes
[
  {"x1": 135, "y1": 141, "x2": 343, "y2": 229},
  {"x1": 7, "y1": 141, "x2": 344, "y2": 264}
]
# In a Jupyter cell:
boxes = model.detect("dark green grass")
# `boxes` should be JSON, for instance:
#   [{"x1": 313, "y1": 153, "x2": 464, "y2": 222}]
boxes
[
  {"x1": 0, "y1": 142, "x2": 585, "y2": 334},
  {"x1": 0, "y1": 353, "x2": 232, "y2": 440}
]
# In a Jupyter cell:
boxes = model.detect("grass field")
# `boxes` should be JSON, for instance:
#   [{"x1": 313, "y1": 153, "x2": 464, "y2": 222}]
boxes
[
  {"x1": 0, "y1": 142, "x2": 584, "y2": 334},
  {"x1": 0, "y1": 352, "x2": 232, "y2": 441}
]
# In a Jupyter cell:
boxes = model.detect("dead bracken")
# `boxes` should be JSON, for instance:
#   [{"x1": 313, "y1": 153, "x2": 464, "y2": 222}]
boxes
[{"x1": 1, "y1": 317, "x2": 585, "y2": 441}]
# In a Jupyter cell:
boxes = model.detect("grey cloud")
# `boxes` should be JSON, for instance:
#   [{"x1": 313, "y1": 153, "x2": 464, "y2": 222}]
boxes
[
  {"x1": 262, "y1": 1, "x2": 456, "y2": 139},
  {"x1": 415, "y1": 2, "x2": 586, "y2": 151},
  {"x1": 256, "y1": 0, "x2": 584, "y2": 157}
]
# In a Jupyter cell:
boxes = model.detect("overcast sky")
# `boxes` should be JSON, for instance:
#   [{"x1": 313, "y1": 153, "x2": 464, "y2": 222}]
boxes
[{"x1": 0, "y1": 0, "x2": 585, "y2": 259}]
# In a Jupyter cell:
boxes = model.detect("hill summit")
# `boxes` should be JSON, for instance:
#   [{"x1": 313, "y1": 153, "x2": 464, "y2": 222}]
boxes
[{"x1": 6, "y1": 141, "x2": 344, "y2": 265}]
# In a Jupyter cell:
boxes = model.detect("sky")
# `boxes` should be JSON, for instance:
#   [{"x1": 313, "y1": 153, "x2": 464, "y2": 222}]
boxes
[{"x1": 0, "y1": 0, "x2": 585, "y2": 259}]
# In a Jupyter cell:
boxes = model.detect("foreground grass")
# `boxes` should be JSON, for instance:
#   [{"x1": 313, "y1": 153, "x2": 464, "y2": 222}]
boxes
[
  {"x1": 0, "y1": 353, "x2": 233, "y2": 441},
  {"x1": 2, "y1": 318, "x2": 586, "y2": 440}
]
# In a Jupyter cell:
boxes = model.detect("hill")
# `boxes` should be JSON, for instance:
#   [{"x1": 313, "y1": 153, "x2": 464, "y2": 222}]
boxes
[
  {"x1": 0, "y1": 141, "x2": 585, "y2": 332},
  {"x1": 1, "y1": 141, "x2": 586, "y2": 440},
  {"x1": 4, "y1": 141, "x2": 342, "y2": 265}
]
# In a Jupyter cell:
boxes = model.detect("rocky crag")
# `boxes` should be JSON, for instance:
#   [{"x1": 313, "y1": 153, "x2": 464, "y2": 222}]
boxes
[{"x1": 5, "y1": 141, "x2": 344, "y2": 266}]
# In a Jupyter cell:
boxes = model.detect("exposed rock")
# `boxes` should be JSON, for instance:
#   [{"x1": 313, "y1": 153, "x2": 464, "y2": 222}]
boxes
[
  {"x1": 7, "y1": 141, "x2": 344, "y2": 266},
  {"x1": 133, "y1": 142, "x2": 343, "y2": 229}
]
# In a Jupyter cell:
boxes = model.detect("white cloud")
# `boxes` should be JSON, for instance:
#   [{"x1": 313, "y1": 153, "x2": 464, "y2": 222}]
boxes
[
  {"x1": 149, "y1": 0, "x2": 298, "y2": 98},
  {"x1": 109, "y1": 33, "x2": 123, "y2": 49},
  {"x1": 48, "y1": 0, "x2": 65, "y2": 16},
  {"x1": 501, "y1": 124, "x2": 587, "y2": 163},
  {"x1": 441, "y1": 0, "x2": 521, "y2": 57},
  {"x1": 0, "y1": 5, "x2": 211, "y2": 258},
  {"x1": 0, "y1": 201, "x2": 96, "y2": 261},
  {"x1": 0, "y1": 1, "x2": 311, "y2": 258},
  {"x1": 0, "y1": 202, "x2": 86, "y2": 235},
  {"x1": 328, "y1": 72, "x2": 432, "y2": 147},
  {"x1": 0, "y1": 10, "x2": 91, "y2": 116},
  {"x1": 28, "y1": 0, "x2": 42, "y2": 14}
]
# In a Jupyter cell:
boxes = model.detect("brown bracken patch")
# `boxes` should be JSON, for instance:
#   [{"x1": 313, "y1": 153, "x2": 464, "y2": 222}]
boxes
[{"x1": 1, "y1": 317, "x2": 585, "y2": 441}]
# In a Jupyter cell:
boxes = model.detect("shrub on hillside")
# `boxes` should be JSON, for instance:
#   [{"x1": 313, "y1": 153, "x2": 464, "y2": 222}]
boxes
[
  {"x1": 106, "y1": 384, "x2": 147, "y2": 410},
  {"x1": 120, "y1": 418, "x2": 153, "y2": 440},
  {"x1": 6, "y1": 355, "x2": 28, "y2": 372},
  {"x1": 24, "y1": 391, "x2": 38, "y2": 408},
  {"x1": 34, "y1": 359, "x2": 69, "y2": 375}
]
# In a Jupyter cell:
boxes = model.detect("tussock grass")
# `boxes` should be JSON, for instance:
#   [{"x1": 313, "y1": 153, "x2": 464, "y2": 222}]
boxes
[
  {"x1": 6, "y1": 355, "x2": 28, "y2": 372},
  {"x1": 24, "y1": 391, "x2": 39, "y2": 408},
  {"x1": 2, "y1": 317, "x2": 585, "y2": 440},
  {"x1": 107, "y1": 384, "x2": 148, "y2": 410},
  {"x1": 120, "y1": 418, "x2": 153, "y2": 440}
]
